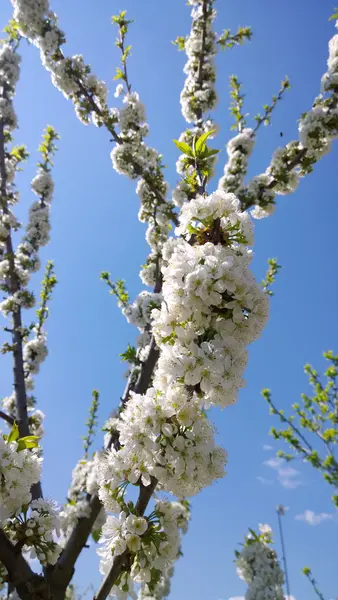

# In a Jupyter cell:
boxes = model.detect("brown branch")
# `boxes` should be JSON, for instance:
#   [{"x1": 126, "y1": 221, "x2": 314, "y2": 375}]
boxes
[
  {"x1": 0, "y1": 529, "x2": 47, "y2": 600},
  {"x1": 50, "y1": 495, "x2": 102, "y2": 591},
  {"x1": 0, "y1": 410, "x2": 14, "y2": 425},
  {"x1": 0, "y1": 120, "x2": 30, "y2": 441},
  {"x1": 93, "y1": 478, "x2": 157, "y2": 600}
]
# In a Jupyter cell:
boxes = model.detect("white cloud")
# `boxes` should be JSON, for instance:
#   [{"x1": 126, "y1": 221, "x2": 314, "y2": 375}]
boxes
[
  {"x1": 257, "y1": 476, "x2": 273, "y2": 485},
  {"x1": 295, "y1": 510, "x2": 333, "y2": 526},
  {"x1": 285, "y1": 596, "x2": 296, "y2": 600},
  {"x1": 263, "y1": 444, "x2": 273, "y2": 451},
  {"x1": 228, "y1": 597, "x2": 245, "y2": 600},
  {"x1": 264, "y1": 457, "x2": 281, "y2": 469},
  {"x1": 264, "y1": 458, "x2": 303, "y2": 489}
]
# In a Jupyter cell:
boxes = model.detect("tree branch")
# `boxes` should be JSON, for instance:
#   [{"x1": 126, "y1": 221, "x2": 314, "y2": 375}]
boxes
[
  {"x1": 195, "y1": 0, "x2": 209, "y2": 125},
  {"x1": 0, "y1": 119, "x2": 30, "y2": 441},
  {"x1": 0, "y1": 529, "x2": 47, "y2": 600},
  {"x1": 0, "y1": 410, "x2": 14, "y2": 425},
  {"x1": 93, "y1": 478, "x2": 157, "y2": 600},
  {"x1": 51, "y1": 495, "x2": 103, "y2": 590},
  {"x1": 57, "y1": 54, "x2": 178, "y2": 227}
]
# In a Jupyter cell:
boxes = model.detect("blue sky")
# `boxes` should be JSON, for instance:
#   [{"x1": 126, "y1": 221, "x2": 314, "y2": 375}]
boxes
[{"x1": 0, "y1": 0, "x2": 337, "y2": 599}]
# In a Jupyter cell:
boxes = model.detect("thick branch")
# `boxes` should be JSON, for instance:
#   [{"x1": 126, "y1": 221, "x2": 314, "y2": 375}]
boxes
[
  {"x1": 0, "y1": 529, "x2": 47, "y2": 600},
  {"x1": 0, "y1": 410, "x2": 14, "y2": 425},
  {"x1": 0, "y1": 120, "x2": 30, "y2": 441},
  {"x1": 51, "y1": 495, "x2": 102, "y2": 591},
  {"x1": 93, "y1": 477, "x2": 157, "y2": 600}
]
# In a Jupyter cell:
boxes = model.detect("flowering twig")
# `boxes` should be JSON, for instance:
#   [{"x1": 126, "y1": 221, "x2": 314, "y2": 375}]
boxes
[
  {"x1": 35, "y1": 260, "x2": 57, "y2": 338},
  {"x1": 83, "y1": 390, "x2": 100, "y2": 457},
  {"x1": 261, "y1": 258, "x2": 282, "y2": 296},
  {"x1": 302, "y1": 567, "x2": 326, "y2": 600},
  {"x1": 229, "y1": 75, "x2": 246, "y2": 132},
  {"x1": 217, "y1": 26, "x2": 252, "y2": 50},
  {"x1": 112, "y1": 11, "x2": 133, "y2": 94},
  {"x1": 253, "y1": 76, "x2": 290, "y2": 133}
]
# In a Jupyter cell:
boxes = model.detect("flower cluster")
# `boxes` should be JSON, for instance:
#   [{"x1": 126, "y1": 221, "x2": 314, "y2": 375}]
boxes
[
  {"x1": 99, "y1": 385, "x2": 226, "y2": 500},
  {"x1": 59, "y1": 453, "x2": 105, "y2": 544},
  {"x1": 23, "y1": 331, "x2": 48, "y2": 375},
  {"x1": 239, "y1": 22, "x2": 338, "y2": 218},
  {"x1": 0, "y1": 432, "x2": 41, "y2": 524},
  {"x1": 98, "y1": 501, "x2": 189, "y2": 598},
  {"x1": 0, "y1": 43, "x2": 20, "y2": 133},
  {"x1": 153, "y1": 191, "x2": 268, "y2": 409},
  {"x1": 218, "y1": 128, "x2": 255, "y2": 194},
  {"x1": 5, "y1": 499, "x2": 62, "y2": 566},
  {"x1": 137, "y1": 500, "x2": 190, "y2": 600},
  {"x1": 123, "y1": 291, "x2": 162, "y2": 332},
  {"x1": 236, "y1": 524, "x2": 285, "y2": 600},
  {"x1": 180, "y1": 1, "x2": 217, "y2": 123}
]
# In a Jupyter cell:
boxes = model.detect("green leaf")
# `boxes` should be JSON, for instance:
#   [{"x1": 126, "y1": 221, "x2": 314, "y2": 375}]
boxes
[
  {"x1": 173, "y1": 140, "x2": 194, "y2": 157},
  {"x1": 114, "y1": 67, "x2": 124, "y2": 81},
  {"x1": 329, "y1": 8, "x2": 338, "y2": 20},
  {"x1": 17, "y1": 435, "x2": 40, "y2": 451},
  {"x1": 8, "y1": 422, "x2": 19, "y2": 443},
  {"x1": 92, "y1": 528, "x2": 102, "y2": 543},
  {"x1": 195, "y1": 130, "x2": 216, "y2": 154}
]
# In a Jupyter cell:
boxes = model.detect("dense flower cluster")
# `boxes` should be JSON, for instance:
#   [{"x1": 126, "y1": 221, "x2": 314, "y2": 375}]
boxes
[
  {"x1": 218, "y1": 128, "x2": 255, "y2": 194},
  {"x1": 180, "y1": 1, "x2": 217, "y2": 123},
  {"x1": 0, "y1": 43, "x2": 20, "y2": 132},
  {"x1": 0, "y1": 432, "x2": 41, "y2": 524},
  {"x1": 236, "y1": 524, "x2": 285, "y2": 600},
  {"x1": 98, "y1": 501, "x2": 189, "y2": 598},
  {"x1": 137, "y1": 501, "x2": 190, "y2": 600},
  {"x1": 99, "y1": 385, "x2": 226, "y2": 499},
  {"x1": 153, "y1": 191, "x2": 268, "y2": 409},
  {"x1": 5, "y1": 498, "x2": 62, "y2": 566}
]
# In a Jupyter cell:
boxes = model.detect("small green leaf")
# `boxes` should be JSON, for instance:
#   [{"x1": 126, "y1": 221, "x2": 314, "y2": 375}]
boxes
[
  {"x1": 8, "y1": 422, "x2": 19, "y2": 443},
  {"x1": 114, "y1": 67, "x2": 124, "y2": 81},
  {"x1": 195, "y1": 129, "x2": 216, "y2": 154},
  {"x1": 17, "y1": 435, "x2": 40, "y2": 451},
  {"x1": 329, "y1": 8, "x2": 338, "y2": 20},
  {"x1": 173, "y1": 140, "x2": 194, "y2": 157},
  {"x1": 92, "y1": 528, "x2": 102, "y2": 543}
]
